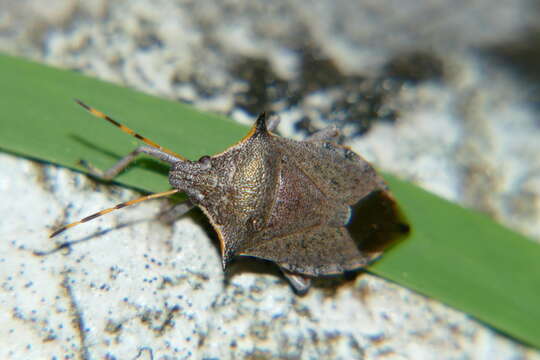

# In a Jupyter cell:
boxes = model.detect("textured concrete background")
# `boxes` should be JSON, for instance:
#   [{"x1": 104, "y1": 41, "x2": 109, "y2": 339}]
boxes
[{"x1": 1, "y1": 0, "x2": 539, "y2": 359}]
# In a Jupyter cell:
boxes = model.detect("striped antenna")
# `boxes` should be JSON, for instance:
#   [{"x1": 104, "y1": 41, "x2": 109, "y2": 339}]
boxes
[
  {"x1": 50, "y1": 189, "x2": 179, "y2": 238},
  {"x1": 75, "y1": 99, "x2": 186, "y2": 160}
]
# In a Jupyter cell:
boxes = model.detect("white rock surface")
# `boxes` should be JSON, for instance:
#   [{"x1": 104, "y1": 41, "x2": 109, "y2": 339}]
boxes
[{"x1": 1, "y1": 0, "x2": 539, "y2": 359}]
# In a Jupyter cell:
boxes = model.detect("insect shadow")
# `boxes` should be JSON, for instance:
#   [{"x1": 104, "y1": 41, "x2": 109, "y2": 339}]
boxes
[
  {"x1": 36, "y1": 204, "x2": 225, "y2": 264},
  {"x1": 34, "y1": 222, "x2": 137, "y2": 256}
]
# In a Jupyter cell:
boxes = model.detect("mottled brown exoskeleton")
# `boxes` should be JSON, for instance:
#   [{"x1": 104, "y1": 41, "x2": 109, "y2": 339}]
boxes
[{"x1": 51, "y1": 100, "x2": 404, "y2": 294}]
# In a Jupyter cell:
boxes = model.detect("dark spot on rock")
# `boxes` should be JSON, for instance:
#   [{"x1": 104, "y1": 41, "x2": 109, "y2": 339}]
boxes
[
  {"x1": 483, "y1": 30, "x2": 540, "y2": 111},
  {"x1": 137, "y1": 32, "x2": 163, "y2": 50},
  {"x1": 231, "y1": 57, "x2": 292, "y2": 115},
  {"x1": 105, "y1": 319, "x2": 122, "y2": 334},
  {"x1": 294, "y1": 116, "x2": 315, "y2": 135},
  {"x1": 244, "y1": 348, "x2": 273, "y2": 360},
  {"x1": 298, "y1": 47, "x2": 348, "y2": 92},
  {"x1": 328, "y1": 78, "x2": 399, "y2": 136},
  {"x1": 384, "y1": 51, "x2": 444, "y2": 83}
]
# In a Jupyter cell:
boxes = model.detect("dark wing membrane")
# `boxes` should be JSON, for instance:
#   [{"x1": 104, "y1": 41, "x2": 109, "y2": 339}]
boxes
[
  {"x1": 239, "y1": 225, "x2": 374, "y2": 276},
  {"x1": 274, "y1": 137, "x2": 387, "y2": 205}
]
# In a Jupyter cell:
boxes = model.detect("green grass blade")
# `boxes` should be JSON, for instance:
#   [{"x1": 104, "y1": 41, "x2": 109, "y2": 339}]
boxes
[{"x1": 1, "y1": 53, "x2": 539, "y2": 348}]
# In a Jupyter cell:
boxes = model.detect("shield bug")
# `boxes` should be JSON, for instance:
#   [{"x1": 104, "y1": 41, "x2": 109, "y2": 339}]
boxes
[{"x1": 51, "y1": 101, "x2": 409, "y2": 294}]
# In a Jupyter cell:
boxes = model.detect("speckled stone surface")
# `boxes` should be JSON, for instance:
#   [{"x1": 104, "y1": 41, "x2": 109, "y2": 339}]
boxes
[{"x1": 1, "y1": 1, "x2": 539, "y2": 359}]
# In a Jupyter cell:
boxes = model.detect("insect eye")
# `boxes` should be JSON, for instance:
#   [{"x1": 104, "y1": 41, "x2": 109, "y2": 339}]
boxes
[{"x1": 198, "y1": 155, "x2": 211, "y2": 169}]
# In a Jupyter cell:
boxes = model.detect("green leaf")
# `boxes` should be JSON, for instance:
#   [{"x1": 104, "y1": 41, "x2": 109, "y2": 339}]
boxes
[{"x1": 1, "y1": 53, "x2": 539, "y2": 348}]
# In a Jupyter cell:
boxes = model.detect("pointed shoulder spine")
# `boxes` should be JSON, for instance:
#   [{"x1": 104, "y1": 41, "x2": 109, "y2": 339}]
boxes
[{"x1": 254, "y1": 112, "x2": 269, "y2": 136}]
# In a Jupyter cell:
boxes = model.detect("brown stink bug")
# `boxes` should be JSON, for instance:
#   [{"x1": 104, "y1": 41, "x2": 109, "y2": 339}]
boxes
[{"x1": 51, "y1": 100, "x2": 408, "y2": 294}]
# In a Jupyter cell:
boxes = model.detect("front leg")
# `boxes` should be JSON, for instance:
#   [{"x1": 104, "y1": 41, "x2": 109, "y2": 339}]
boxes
[
  {"x1": 81, "y1": 145, "x2": 182, "y2": 181},
  {"x1": 158, "y1": 200, "x2": 195, "y2": 224}
]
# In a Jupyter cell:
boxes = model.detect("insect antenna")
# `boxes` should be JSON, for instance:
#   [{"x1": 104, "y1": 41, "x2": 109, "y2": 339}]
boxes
[
  {"x1": 74, "y1": 99, "x2": 186, "y2": 160},
  {"x1": 50, "y1": 189, "x2": 179, "y2": 238}
]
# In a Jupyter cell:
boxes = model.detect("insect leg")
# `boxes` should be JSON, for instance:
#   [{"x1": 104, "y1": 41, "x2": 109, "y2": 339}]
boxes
[
  {"x1": 279, "y1": 266, "x2": 312, "y2": 295},
  {"x1": 306, "y1": 125, "x2": 340, "y2": 142},
  {"x1": 158, "y1": 200, "x2": 194, "y2": 224},
  {"x1": 81, "y1": 145, "x2": 181, "y2": 181}
]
